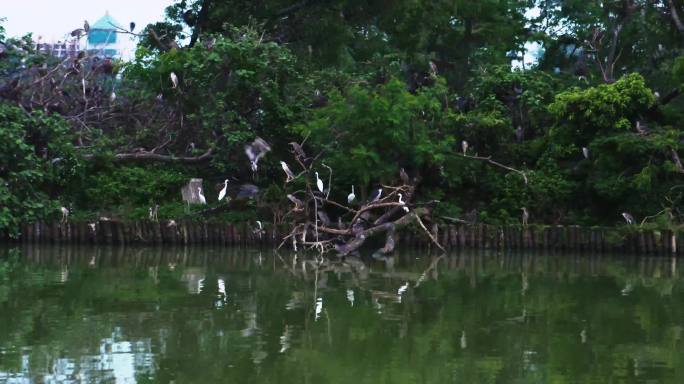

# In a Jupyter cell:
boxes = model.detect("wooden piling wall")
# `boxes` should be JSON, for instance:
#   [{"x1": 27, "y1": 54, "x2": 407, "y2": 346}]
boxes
[{"x1": 0, "y1": 221, "x2": 682, "y2": 255}]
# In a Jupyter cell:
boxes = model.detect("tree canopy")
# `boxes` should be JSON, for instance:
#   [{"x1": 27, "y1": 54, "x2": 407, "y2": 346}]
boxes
[{"x1": 1, "y1": 0, "x2": 683, "y2": 235}]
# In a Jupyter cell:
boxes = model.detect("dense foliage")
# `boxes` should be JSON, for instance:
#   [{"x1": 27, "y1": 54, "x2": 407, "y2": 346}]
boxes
[{"x1": 1, "y1": 0, "x2": 684, "y2": 235}]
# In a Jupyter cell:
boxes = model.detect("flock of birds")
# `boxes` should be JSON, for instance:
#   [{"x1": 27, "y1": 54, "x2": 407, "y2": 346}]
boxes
[{"x1": 55, "y1": 70, "x2": 648, "y2": 229}]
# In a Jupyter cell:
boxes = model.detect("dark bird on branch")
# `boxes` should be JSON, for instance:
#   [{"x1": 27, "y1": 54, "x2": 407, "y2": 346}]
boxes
[
  {"x1": 287, "y1": 194, "x2": 304, "y2": 210},
  {"x1": 83, "y1": 20, "x2": 90, "y2": 32},
  {"x1": 400, "y1": 168, "x2": 410, "y2": 184},
  {"x1": 337, "y1": 217, "x2": 347, "y2": 230},
  {"x1": 129, "y1": 22, "x2": 136, "y2": 32},
  {"x1": 317, "y1": 210, "x2": 332, "y2": 226},
  {"x1": 237, "y1": 184, "x2": 259, "y2": 199},
  {"x1": 289, "y1": 142, "x2": 307, "y2": 160},
  {"x1": 369, "y1": 188, "x2": 383, "y2": 203},
  {"x1": 515, "y1": 126, "x2": 524, "y2": 142}
]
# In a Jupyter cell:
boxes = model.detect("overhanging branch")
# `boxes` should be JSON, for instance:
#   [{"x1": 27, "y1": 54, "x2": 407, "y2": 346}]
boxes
[{"x1": 82, "y1": 148, "x2": 213, "y2": 163}]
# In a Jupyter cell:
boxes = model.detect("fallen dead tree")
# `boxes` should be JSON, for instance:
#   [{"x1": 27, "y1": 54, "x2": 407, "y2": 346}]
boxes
[{"x1": 276, "y1": 140, "x2": 444, "y2": 257}]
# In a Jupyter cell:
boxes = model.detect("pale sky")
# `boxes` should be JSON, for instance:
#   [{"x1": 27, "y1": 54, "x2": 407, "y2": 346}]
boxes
[{"x1": 1, "y1": 0, "x2": 172, "y2": 40}]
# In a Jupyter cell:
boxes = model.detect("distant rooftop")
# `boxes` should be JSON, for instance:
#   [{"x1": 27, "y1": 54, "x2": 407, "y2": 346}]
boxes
[
  {"x1": 91, "y1": 11, "x2": 124, "y2": 31},
  {"x1": 88, "y1": 11, "x2": 124, "y2": 46}
]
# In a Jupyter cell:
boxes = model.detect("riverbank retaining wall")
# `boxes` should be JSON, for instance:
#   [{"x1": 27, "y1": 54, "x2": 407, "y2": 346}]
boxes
[{"x1": 0, "y1": 221, "x2": 682, "y2": 255}]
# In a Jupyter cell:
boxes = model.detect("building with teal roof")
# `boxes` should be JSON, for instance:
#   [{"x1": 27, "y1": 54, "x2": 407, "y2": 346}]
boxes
[{"x1": 87, "y1": 11, "x2": 124, "y2": 58}]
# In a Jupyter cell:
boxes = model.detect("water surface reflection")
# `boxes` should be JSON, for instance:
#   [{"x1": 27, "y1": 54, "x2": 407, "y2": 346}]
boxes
[{"x1": 0, "y1": 245, "x2": 683, "y2": 383}]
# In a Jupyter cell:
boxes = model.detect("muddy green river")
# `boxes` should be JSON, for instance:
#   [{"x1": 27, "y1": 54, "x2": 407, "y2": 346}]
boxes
[{"x1": 0, "y1": 245, "x2": 682, "y2": 383}]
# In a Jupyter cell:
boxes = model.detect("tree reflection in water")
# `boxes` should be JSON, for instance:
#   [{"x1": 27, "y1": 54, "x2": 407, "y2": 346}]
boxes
[{"x1": 0, "y1": 245, "x2": 683, "y2": 383}]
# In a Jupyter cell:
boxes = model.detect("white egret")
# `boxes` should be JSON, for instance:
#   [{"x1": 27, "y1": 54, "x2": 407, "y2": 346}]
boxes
[
  {"x1": 397, "y1": 282, "x2": 409, "y2": 295},
  {"x1": 582, "y1": 147, "x2": 589, "y2": 159},
  {"x1": 315, "y1": 297, "x2": 323, "y2": 321},
  {"x1": 521, "y1": 207, "x2": 529, "y2": 227},
  {"x1": 347, "y1": 185, "x2": 356, "y2": 204},
  {"x1": 280, "y1": 161, "x2": 295, "y2": 182},
  {"x1": 109, "y1": 91, "x2": 116, "y2": 103},
  {"x1": 462, "y1": 140, "x2": 468, "y2": 156},
  {"x1": 148, "y1": 204, "x2": 159, "y2": 221},
  {"x1": 346, "y1": 289, "x2": 355, "y2": 306},
  {"x1": 60, "y1": 206, "x2": 69, "y2": 224},
  {"x1": 315, "y1": 172, "x2": 324, "y2": 193},
  {"x1": 622, "y1": 212, "x2": 635, "y2": 225},
  {"x1": 197, "y1": 186, "x2": 206, "y2": 205},
  {"x1": 398, "y1": 193, "x2": 409, "y2": 212},
  {"x1": 170, "y1": 72, "x2": 178, "y2": 89},
  {"x1": 254, "y1": 221, "x2": 264, "y2": 239},
  {"x1": 218, "y1": 179, "x2": 229, "y2": 201}
]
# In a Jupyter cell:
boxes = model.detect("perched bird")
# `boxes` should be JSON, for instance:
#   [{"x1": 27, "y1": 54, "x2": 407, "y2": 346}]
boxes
[
  {"x1": 244, "y1": 137, "x2": 271, "y2": 172},
  {"x1": 582, "y1": 147, "x2": 589, "y2": 159},
  {"x1": 315, "y1": 172, "x2": 324, "y2": 193},
  {"x1": 521, "y1": 207, "x2": 529, "y2": 227},
  {"x1": 237, "y1": 184, "x2": 259, "y2": 199},
  {"x1": 129, "y1": 22, "x2": 136, "y2": 32},
  {"x1": 636, "y1": 121, "x2": 649, "y2": 135},
  {"x1": 253, "y1": 221, "x2": 264, "y2": 239},
  {"x1": 148, "y1": 204, "x2": 159, "y2": 221},
  {"x1": 317, "y1": 210, "x2": 331, "y2": 226},
  {"x1": 460, "y1": 331, "x2": 467, "y2": 349},
  {"x1": 369, "y1": 188, "x2": 383, "y2": 203},
  {"x1": 109, "y1": 91, "x2": 116, "y2": 103},
  {"x1": 287, "y1": 194, "x2": 304, "y2": 210},
  {"x1": 515, "y1": 126, "x2": 524, "y2": 142},
  {"x1": 170, "y1": 72, "x2": 178, "y2": 89},
  {"x1": 461, "y1": 140, "x2": 468, "y2": 156},
  {"x1": 351, "y1": 220, "x2": 365, "y2": 235},
  {"x1": 398, "y1": 193, "x2": 409, "y2": 212},
  {"x1": 88, "y1": 223, "x2": 96, "y2": 232},
  {"x1": 347, "y1": 185, "x2": 356, "y2": 204},
  {"x1": 197, "y1": 186, "x2": 207, "y2": 205},
  {"x1": 337, "y1": 217, "x2": 347, "y2": 230},
  {"x1": 622, "y1": 212, "x2": 635, "y2": 225},
  {"x1": 70, "y1": 28, "x2": 84, "y2": 38},
  {"x1": 400, "y1": 168, "x2": 410, "y2": 184},
  {"x1": 466, "y1": 208, "x2": 478, "y2": 224},
  {"x1": 218, "y1": 179, "x2": 229, "y2": 201},
  {"x1": 83, "y1": 20, "x2": 90, "y2": 32},
  {"x1": 397, "y1": 282, "x2": 409, "y2": 296},
  {"x1": 60, "y1": 206, "x2": 69, "y2": 224},
  {"x1": 289, "y1": 142, "x2": 307, "y2": 160},
  {"x1": 280, "y1": 161, "x2": 295, "y2": 182},
  {"x1": 167, "y1": 220, "x2": 177, "y2": 227}
]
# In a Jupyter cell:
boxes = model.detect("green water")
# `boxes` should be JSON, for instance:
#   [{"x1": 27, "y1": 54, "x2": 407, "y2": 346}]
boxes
[{"x1": 0, "y1": 246, "x2": 683, "y2": 383}]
